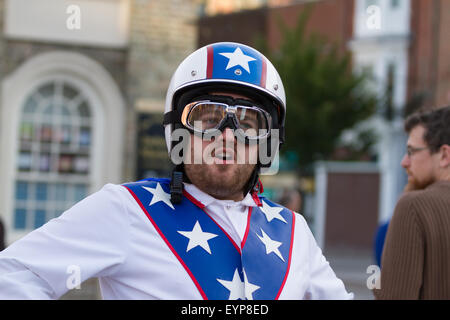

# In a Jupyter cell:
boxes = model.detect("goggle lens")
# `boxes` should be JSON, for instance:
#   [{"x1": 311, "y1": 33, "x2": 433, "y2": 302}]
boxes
[
  {"x1": 183, "y1": 101, "x2": 271, "y2": 139},
  {"x1": 188, "y1": 103, "x2": 226, "y2": 131}
]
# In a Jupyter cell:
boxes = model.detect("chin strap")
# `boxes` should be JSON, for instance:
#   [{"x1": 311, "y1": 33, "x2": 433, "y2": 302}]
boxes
[
  {"x1": 249, "y1": 176, "x2": 263, "y2": 207},
  {"x1": 170, "y1": 165, "x2": 185, "y2": 204},
  {"x1": 255, "y1": 178, "x2": 264, "y2": 194},
  {"x1": 170, "y1": 164, "x2": 262, "y2": 205},
  {"x1": 244, "y1": 164, "x2": 262, "y2": 197}
]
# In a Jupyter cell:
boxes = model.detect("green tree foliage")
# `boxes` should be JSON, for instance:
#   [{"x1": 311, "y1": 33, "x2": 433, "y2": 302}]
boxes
[{"x1": 260, "y1": 10, "x2": 378, "y2": 171}]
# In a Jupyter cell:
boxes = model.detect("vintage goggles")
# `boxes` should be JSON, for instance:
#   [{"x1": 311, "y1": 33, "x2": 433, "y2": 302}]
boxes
[{"x1": 180, "y1": 100, "x2": 273, "y2": 140}]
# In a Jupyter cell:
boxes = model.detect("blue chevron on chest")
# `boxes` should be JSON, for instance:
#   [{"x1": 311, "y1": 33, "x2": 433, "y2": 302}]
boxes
[
  {"x1": 241, "y1": 198, "x2": 295, "y2": 299},
  {"x1": 123, "y1": 178, "x2": 295, "y2": 300}
]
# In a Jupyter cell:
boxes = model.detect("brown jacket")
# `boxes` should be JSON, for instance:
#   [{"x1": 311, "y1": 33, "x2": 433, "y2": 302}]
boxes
[
  {"x1": 374, "y1": 181, "x2": 450, "y2": 299},
  {"x1": 0, "y1": 218, "x2": 5, "y2": 251}
]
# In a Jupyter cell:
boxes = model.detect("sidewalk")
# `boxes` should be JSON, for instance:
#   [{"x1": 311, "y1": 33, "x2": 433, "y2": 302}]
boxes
[
  {"x1": 324, "y1": 246, "x2": 376, "y2": 300},
  {"x1": 60, "y1": 278, "x2": 101, "y2": 300}
]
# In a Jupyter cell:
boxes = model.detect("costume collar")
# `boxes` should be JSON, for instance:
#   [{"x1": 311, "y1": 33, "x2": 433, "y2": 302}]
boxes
[{"x1": 183, "y1": 183, "x2": 260, "y2": 208}]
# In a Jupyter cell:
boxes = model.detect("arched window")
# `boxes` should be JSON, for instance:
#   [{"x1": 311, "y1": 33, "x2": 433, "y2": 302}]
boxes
[
  {"x1": 1, "y1": 51, "x2": 125, "y2": 243},
  {"x1": 14, "y1": 80, "x2": 93, "y2": 230}
]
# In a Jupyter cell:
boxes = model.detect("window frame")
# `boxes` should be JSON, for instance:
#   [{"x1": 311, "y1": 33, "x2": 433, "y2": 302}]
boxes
[
  {"x1": 0, "y1": 51, "x2": 125, "y2": 244},
  {"x1": 14, "y1": 79, "x2": 94, "y2": 230}
]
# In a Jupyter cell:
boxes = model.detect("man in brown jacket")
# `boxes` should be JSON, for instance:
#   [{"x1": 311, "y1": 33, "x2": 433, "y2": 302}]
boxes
[
  {"x1": 0, "y1": 217, "x2": 5, "y2": 252},
  {"x1": 374, "y1": 106, "x2": 450, "y2": 299}
]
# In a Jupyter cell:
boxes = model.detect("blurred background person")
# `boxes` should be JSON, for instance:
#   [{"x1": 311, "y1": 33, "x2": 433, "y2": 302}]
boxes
[
  {"x1": 373, "y1": 106, "x2": 450, "y2": 300},
  {"x1": 373, "y1": 219, "x2": 389, "y2": 268},
  {"x1": 279, "y1": 188, "x2": 303, "y2": 213}
]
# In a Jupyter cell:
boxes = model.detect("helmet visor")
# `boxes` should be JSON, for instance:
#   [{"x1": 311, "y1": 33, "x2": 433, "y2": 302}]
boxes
[{"x1": 181, "y1": 101, "x2": 272, "y2": 139}]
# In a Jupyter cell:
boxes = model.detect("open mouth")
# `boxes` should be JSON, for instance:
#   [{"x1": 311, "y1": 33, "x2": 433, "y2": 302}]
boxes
[{"x1": 213, "y1": 149, "x2": 235, "y2": 162}]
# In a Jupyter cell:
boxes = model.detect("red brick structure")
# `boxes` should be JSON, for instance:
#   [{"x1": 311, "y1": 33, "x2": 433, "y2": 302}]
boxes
[
  {"x1": 266, "y1": 0, "x2": 354, "y2": 52},
  {"x1": 199, "y1": 0, "x2": 355, "y2": 54},
  {"x1": 197, "y1": 0, "x2": 450, "y2": 252},
  {"x1": 408, "y1": 0, "x2": 450, "y2": 109}
]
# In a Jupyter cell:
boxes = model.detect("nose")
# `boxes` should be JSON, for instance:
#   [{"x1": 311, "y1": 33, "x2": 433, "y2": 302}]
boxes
[
  {"x1": 401, "y1": 154, "x2": 410, "y2": 168},
  {"x1": 221, "y1": 127, "x2": 236, "y2": 141}
]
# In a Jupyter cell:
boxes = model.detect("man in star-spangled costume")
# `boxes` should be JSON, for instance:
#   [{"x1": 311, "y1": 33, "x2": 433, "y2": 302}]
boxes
[{"x1": 0, "y1": 42, "x2": 352, "y2": 300}]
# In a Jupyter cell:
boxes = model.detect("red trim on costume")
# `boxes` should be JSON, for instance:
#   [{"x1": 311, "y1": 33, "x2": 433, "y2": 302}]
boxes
[
  {"x1": 240, "y1": 207, "x2": 253, "y2": 249},
  {"x1": 183, "y1": 190, "x2": 205, "y2": 209},
  {"x1": 251, "y1": 192, "x2": 262, "y2": 207},
  {"x1": 275, "y1": 210, "x2": 296, "y2": 300},
  {"x1": 123, "y1": 186, "x2": 208, "y2": 300}
]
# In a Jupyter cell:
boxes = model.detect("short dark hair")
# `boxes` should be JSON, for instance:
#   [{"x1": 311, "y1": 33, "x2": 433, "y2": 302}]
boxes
[{"x1": 404, "y1": 105, "x2": 450, "y2": 153}]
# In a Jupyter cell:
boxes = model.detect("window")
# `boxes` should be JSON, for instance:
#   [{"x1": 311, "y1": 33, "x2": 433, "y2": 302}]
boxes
[
  {"x1": 1, "y1": 51, "x2": 125, "y2": 243},
  {"x1": 366, "y1": 0, "x2": 378, "y2": 8},
  {"x1": 382, "y1": 63, "x2": 397, "y2": 121},
  {"x1": 14, "y1": 80, "x2": 92, "y2": 230}
]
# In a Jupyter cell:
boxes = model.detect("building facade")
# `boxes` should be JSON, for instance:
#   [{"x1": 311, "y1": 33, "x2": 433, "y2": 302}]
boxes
[
  {"x1": 0, "y1": 0, "x2": 198, "y2": 245},
  {"x1": 351, "y1": 0, "x2": 450, "y2": 224},
  {"x1": 350, "y1": 0, "x2": 412, "y2": 224},
  {"x1": 197, "y1": 0, "x2": 450, "y2": 249},
  {"x1": 1, "y1": 0, "x2": 448, "y2": 282}
]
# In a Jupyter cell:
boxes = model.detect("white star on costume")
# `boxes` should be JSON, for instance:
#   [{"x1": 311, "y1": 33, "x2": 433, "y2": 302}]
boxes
[
  {"x1": 142, "y1": 183, "x2": 174, "y2": 210},
  {"x1": 217, "y1": 269, "x2": 245, "y2": 300},
  {"x1": 243, "y1": 270, "x2": 260, "y2": 300},
  {"x1": 219, "y1": 47, "x2": 256, "y2": 73},
  {"x1": 177, "y1": 221, "x2": 218, "y2": 254},
  {"x1": 260, "y1": 200, "x2": 286, "y2": 224},
  {"x1": 256, "y1": 228, "x2": 285, "y2": 262}
]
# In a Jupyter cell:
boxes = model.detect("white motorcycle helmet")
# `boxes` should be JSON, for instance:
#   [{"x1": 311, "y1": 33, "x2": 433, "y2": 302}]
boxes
[{"x1": 163, "y1": 42, "x2": 286, "y2": 201}]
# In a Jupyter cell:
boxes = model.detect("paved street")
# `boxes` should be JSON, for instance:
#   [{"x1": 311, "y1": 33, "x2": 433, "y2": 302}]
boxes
[{"x1": 324, "y1": 247, "x2": 376, "y2": 300}]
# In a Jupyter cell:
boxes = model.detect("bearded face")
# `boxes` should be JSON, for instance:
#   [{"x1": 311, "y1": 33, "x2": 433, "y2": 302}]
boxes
[
  {"x1": 401, "y1": 125, "x2": 441, "y2": 191},
  {"x1": 184, "y1": 128, "x2": 257, "y2": 201},
  {"x1": 403, "y1": 170, "x2": 435, "y2": 192},
  {"x1": 182, "y1": 92, "x2": 260, "y2": 201}
]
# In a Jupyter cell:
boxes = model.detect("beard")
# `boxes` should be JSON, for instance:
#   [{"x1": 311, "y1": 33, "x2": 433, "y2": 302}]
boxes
[
  {"x1": 182, "y1": 132, "x2": 258, "y2": 200},
  {"x1": 184, "y1": 162, "x2": 256, "y2": 200},
  {"x1": 404, "y1": 171, "x2": 435, "y2": 192}
]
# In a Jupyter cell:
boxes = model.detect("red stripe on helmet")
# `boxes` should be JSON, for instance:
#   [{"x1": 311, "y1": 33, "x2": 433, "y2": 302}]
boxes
[
  {"x1": 206, "y1": 46, "x2": 214, "y2": 79},
  {"x1": 260, "y1": 57, "x2": 267, "y2": 87}
]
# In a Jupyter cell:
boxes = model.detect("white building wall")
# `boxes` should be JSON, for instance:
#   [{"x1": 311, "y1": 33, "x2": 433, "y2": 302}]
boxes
[
  {"x1": 350, "y1": 0, "x2": 411, "y2": 223},
  {"x1": 5, "y1": 0, "x2": 130, "y2": 48},
  {"x1": 354, "y1": 0, "x2": 410, "y2": 39}
]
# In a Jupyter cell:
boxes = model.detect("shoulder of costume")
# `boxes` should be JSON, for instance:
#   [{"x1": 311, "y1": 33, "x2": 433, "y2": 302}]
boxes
[
  {"x1": 257, "y1": 195, "x2": 290, "y2": 210},
  {"x1": 121, "y1": 177, "x2": 171, "y2": 188}
]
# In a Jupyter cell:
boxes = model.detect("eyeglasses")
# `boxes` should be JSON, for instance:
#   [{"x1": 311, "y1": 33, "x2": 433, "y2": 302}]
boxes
[
  {"x1": 406, "y1": 146, "x2": 429, "y2": 157},
  {"x1": 180, "y1": 100, "x2": 272, "y2": 139}
]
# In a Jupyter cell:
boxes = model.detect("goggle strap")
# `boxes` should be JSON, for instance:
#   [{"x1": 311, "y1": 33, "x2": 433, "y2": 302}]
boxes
[
  {"x1": 243, "y1": 165, "x2": 261, "y2": 198},
  {"x1": 279, "y1": 126, "x2": 285, "y2": 143},
  {"x1": 163, "y1": 110, "x2": 182, "y2": 125}
]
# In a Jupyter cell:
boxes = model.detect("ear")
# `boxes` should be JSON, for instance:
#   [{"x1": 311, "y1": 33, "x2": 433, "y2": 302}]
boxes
[{"x1": 439, "y1": 144, "x2": 450, "y2": 168}]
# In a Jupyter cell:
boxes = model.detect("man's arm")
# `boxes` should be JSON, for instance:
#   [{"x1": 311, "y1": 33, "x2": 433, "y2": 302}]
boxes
[
  {"x1": 0, "y1": 184, "x2": 132, "y2": 299},
  {"x1": 373, "y1": 194, "x2": 424, "y2": 299}
]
